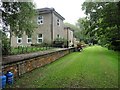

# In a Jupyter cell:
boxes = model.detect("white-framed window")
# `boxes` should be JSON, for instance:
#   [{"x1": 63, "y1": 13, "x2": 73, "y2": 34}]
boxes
[
  {"x1": 27, "y1": 35, "x2": 32, "y2": 44},
  {"x1": 57, "y1": 19, "x2": 60, "y2": 26},
  {"x1": 37, "y1": 16, "x2": 43, "y2": 25},
  {"x1": 17, "y1": 36, "x2": 22, "y2": 44},
  {"x1": 37, "y1": 34, "x2": 43, "y2": 43}
]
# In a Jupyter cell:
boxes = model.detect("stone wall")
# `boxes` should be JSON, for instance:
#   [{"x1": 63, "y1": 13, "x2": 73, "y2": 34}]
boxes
[{"x1": 2, "y1": 48, "x2": 75, "y2": 77}]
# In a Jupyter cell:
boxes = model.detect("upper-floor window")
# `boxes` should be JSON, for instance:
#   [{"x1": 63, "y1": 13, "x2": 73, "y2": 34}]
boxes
[
  {"x1": 57, "y1": 19, "x2": 60, "y2": 26},
  {"x1": 27, "y1": 35, "x2": 32, "y2": 44},
  {"x1": 37, "y1": 16, "x2": 43, "y2": 25},
  {"x1": 17, "y1": 36, "x2": 22, "y2": 44},
  {"x1": 37, "y1": 34, "x2": 43, "y2": 43}
]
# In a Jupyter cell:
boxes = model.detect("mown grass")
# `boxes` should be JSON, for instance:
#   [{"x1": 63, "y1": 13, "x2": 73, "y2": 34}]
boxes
[{"x1": 7, "y1": 45, "x2": 118, "y2": 88}]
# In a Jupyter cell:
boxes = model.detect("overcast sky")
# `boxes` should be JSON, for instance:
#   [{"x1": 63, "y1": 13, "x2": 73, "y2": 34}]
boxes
[{"x1": 33, "y1": 0, "x2": 86, "y2": 25}]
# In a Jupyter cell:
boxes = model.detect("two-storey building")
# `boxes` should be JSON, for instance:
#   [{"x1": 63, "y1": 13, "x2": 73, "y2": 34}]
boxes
[
  {"x1": 64, "y1": 27, "x2": 74, "y2": 47},
  {"x1": 11, "y1": 8, "x2": 75, "y2": 47}
]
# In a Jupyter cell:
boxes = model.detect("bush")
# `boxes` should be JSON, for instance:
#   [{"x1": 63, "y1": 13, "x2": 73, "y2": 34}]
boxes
[
  {"x1": 31, "y1": 43, "x2": 51, "y2": 47},
  {"x1": 52, "y1": 41, "x2": 64, "y2": 48},
  {"x1": 77, "y1": 41, "x2": 86, "y2": 47},
  {"x1": 53, "y1": 38, "x2": 68, "y2": 48},
  {"x1": 2, "y1": 33, "x2": 11, "y2": 55}
]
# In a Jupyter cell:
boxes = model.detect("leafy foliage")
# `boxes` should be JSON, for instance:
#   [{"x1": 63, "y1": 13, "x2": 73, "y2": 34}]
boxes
[
  {"x1": 1, "y1": 2, "x2": 36, "y2": 54},
  {"x1": 0, "y1": 31, "x2": 10, "y2": 55},
  {"x1": 80, "y1": 1, "x2": 120, "y2": 51},
  {"x1": 2, "y1": 2, "x2": 36, "y2": 36},
  {"x1": 53, "y1": 37, "x2": 68, "y2": 48}
]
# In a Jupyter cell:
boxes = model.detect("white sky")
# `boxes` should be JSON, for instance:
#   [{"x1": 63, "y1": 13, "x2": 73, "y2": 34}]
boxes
[{"x1": 33, "y1": 0, "x2": 86, "y2": 25}]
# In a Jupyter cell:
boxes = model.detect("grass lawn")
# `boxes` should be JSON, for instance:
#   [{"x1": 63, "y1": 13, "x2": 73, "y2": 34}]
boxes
[{"x1": 8, "y1": 45, "x2": 118, "y2": 88}]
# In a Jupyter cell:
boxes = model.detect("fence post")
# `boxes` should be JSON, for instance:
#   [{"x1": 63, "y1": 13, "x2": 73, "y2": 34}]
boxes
[
  {"x1": 17, "y1": 46, "x2": 19, "y2": 54},
  {"x1": 31, "y1": 46, "x2": 32, "y2": 52},
  {"x1": 46, "y1": 45, "x2": 47, "y2": 50},
  {"x1": 25, "y1": 46, "x2": 26, "y2": 53},
  {"x1": 39, "y1": 46, "x2": 40, "y2": 51},
  {"x1": 22, "y1": 46, "x2": 23, "y2": 54}
]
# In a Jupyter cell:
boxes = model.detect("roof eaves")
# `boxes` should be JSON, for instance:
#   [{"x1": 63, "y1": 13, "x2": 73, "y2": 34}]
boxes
[
  {"x1": 37, "y1": 8, "x2": 65, "y2": 20},
  {"x1": 64, "y1": 27, "x2": 74, "y2": 31},
  {"x1": 53, "y1": 11, "x2": 65, "y2": 20}
]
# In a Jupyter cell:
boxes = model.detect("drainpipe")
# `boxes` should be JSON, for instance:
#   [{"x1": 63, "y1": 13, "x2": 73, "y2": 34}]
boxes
[
  {"x1": 51, "y1": 10, "x2": 53, "y2": 45},
  {"x1": 67, "y1": 27, "x2": 69, "y2": 48},
  {"x1": 73, "y1": 30, "x2": 74, "y2": 47}
]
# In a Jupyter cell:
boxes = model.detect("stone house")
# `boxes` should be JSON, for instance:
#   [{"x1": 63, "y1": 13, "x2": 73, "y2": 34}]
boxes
[
  {"x1": 11, "y1": 8, "x2": 74, "y2": 47},
  {"x1": 73, "y1": 37, "x2": 79, "y2": 47},
  {"x1": 64, "y1": 27, "x2": 74, "y2": 47}
]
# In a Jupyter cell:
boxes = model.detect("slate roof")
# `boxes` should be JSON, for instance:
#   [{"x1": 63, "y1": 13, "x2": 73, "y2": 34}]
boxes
[
  {"x1": 37, "y1": 8, "x2": 65, "y2": 20},
  {"x1": 64, "y1": 26, "x2": 74, "y2": 31}
]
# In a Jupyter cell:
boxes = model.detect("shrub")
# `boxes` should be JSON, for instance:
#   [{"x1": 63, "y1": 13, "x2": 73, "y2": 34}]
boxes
[
  {"x1": 1, "y1": 32, "x2": 10, "y2": 55},
  {"x1": 53, "y1": 38, "x2": 68, "y2": 48},
  {"x1": 31, "y1": 43, "x2": 51, "y2": 47}
]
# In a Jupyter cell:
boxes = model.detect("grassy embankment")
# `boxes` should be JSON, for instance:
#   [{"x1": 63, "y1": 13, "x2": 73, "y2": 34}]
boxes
[{"x1": 8, "y1": 46, "x2": 118, "y2": 88}]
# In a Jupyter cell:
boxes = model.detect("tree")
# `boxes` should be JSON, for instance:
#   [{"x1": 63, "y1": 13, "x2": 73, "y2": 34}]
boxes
[
  {"x1": 1, "y1": 2, "x2": 37, "y2": 54},
  {"x1": 81, "y1": 1, "x2": 120, "y2": 51},
  {"x1": 0, "y1": 31, "x2": 10, "y2": 55},
  {"x1": 76, "y1": 17, "x2": 93, "y2": 43},
  {"x1": 2, "y1": 2, "x2": 36, "y2": 36}
]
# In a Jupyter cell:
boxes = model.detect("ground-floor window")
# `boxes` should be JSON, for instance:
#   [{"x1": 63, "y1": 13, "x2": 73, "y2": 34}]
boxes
[
  {"x1": 17, "y1": 36, "x2": 22, "y2": 44},
  {"x1": 37, "y1": 34, "x2": 43, "y2": 43},
  {"x1": 27, "y1": 35, "x2": 32, "y2": 44}
]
